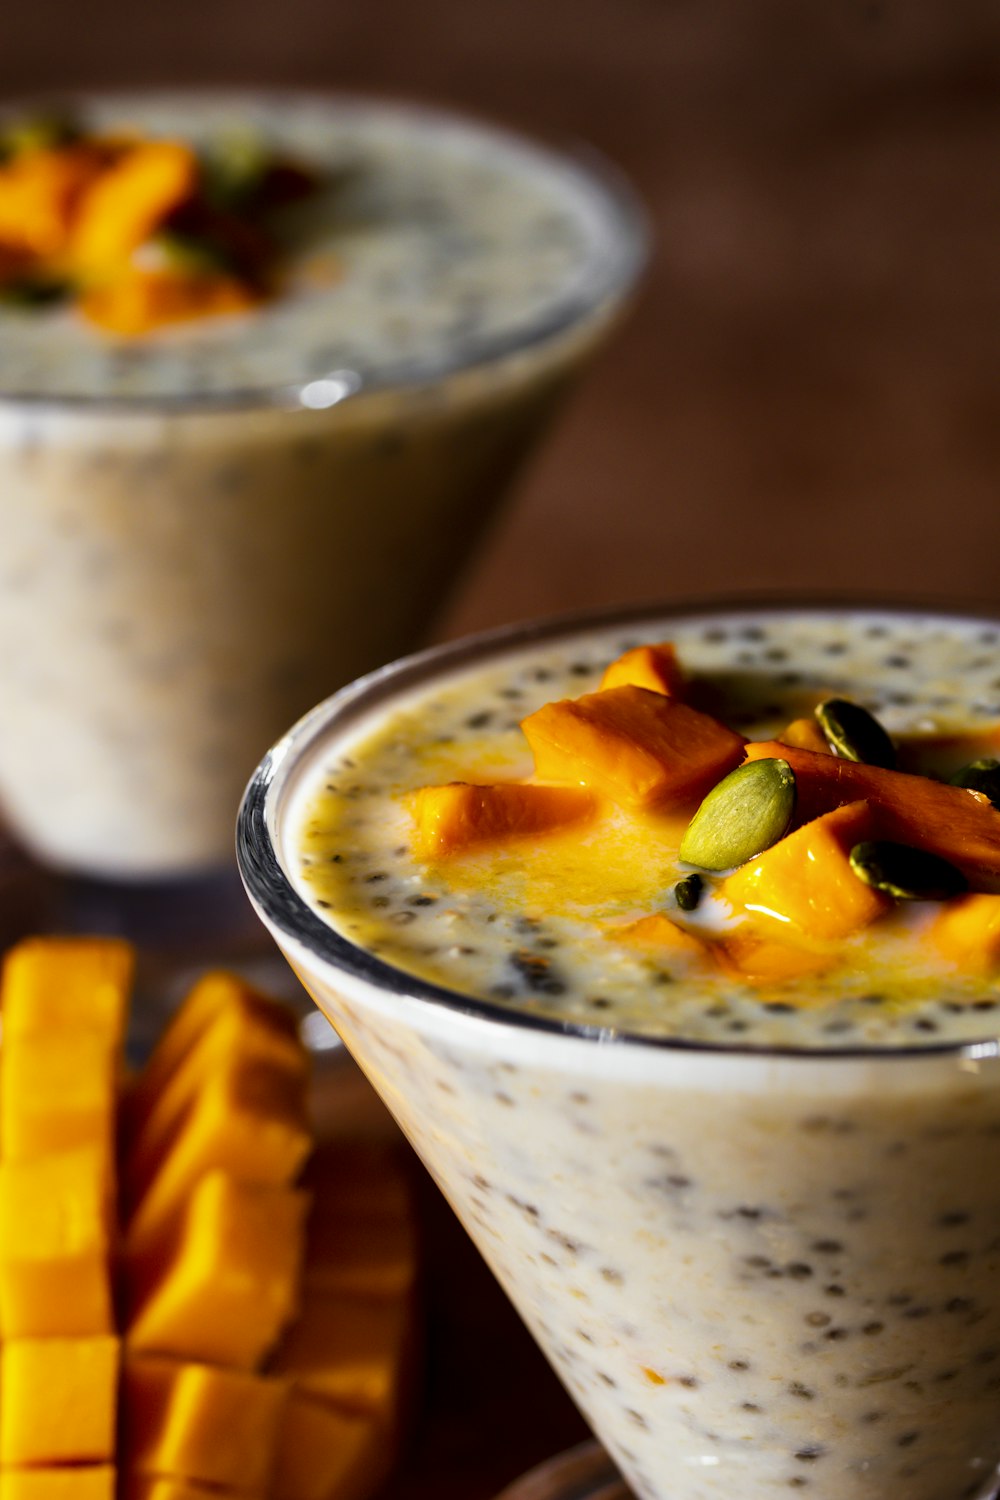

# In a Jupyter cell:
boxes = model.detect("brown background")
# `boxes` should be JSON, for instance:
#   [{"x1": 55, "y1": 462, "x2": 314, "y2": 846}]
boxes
[{"x1": 5, "y1": 4, "x2": 1000, "y2": 1494}]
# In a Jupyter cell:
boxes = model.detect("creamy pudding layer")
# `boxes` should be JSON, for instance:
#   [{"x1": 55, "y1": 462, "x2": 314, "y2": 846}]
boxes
[{"x1": 293, "y1": 608, "x2": 1000, "y2": 1048}]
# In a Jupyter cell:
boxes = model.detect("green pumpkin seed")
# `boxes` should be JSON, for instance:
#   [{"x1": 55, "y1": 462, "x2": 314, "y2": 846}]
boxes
[
  {"x1": 673, "y1": 873, "x2": 704, "y2": 912},
  {"x1": 950, "y1": 757, "x2": 1000, "y2": 810},
  {"x1": 679, "y1": 758, "x2": 796, "y2": 872},
  {"x1": 849, "y1": 840, "x2": 967, "y2": 901},
  {"x1": 815, "y1": 698, "x2": 896, "y2": 769}
]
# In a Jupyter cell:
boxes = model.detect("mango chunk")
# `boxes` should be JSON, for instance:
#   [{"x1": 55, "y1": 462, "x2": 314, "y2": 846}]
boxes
[
  {"x1": 71, "y1": 142, "x2": 198, "y2": 277},
  {"x1": 1, "y1": 1029, "x2": 116, "y2": 1161},
  {"x1": 718, "y1": 931, "x2": 837, "y2": 986},
  {"x1": 126, "y1": 995, "x2": 307, "y2": 1205},
  {"x1": 0, "y1": 1145, "x2": 114, "y2": 1337},
  {"x1": 410, "y1": 781, "x2": 595, "y2": 858},
  {"x1": 722, "y1": 801, "x2": 888, "y2": 943},
  {"x1": 521, "y1": 686, "x2": 745, "y2": 811},
  {"x1": 0, "y1": 1470, "x2": 115, "y2": 1500},
  {"x1": 0, "y1": 936, "x2": 132, "y2": 1043},
  {"x1": 0, "y1": 145, "x2": 106, "y2": 259},
  {"x1": 127, "y1": 1170, "x2": 309, "y2": 1369},
  {"x1": 271, "y1": 1395, "x2": 385, "y2": 1500},
  {"x1": 0, "y1": 1338, "x2": 119, "y2": 1466},
  {"x1": 599, "y1": 642, "x2": 685, "y2": 697},
  {"x1": 126, "y1": 1058, "x2": 310, "y2": 1259},
  {"x1": 270, "y1": 1287, "x2": 411, "y2": 1422},
  {"x1": 612, "y1": 913, "x2": 710, "y2": 960},
  {"x1": 126, "y1": 972, "x2": 298, "y2": 1140},
  {"x1": 122, "y1": 1356, "x2": 287, "y2": 1494},
  {"x1": 929, "y1": 893, "x2": 1000, "y2": 972},
  {"x1": 777, "y1": 718, "x2": 833, "y2": 755},
  {"x1": 744, "y1": 741, "x2": 1000, "y2": 891},
  {"x1": 125, "y1": 1480, "x2": 242, "y2": 1500},
  {"x1": 896, "y1": 725, "x2": 1000, "y2": 779}
]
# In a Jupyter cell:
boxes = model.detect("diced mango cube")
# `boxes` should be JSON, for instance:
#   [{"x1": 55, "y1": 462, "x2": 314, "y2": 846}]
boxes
[
  {"x1": 71, "y1": 141, "x2": 198, "y2": 276},
  {"x1": 270, "y1": 1287, "x2": 411, "y2": 1422},
  {"x1": 612, "y1": 913, "x2": 711, "y2": 960},
  {"x1": 599, "y1": 642, "x2": 684, "y2": 697},
  {"x1": 777, "y1": 718, "x2": 832, "y2": 755},
  {"x1": 1, "y1": 936, "x2": 132, "y2": 1043},
  {"x1": 521, "y1": 687, "x2": 745, "y2": 810},
  {"x1": 0, "y1": 1337, "x2": 119, "y2": 1466},
  {"x1": 410, "y1": 781, "x2": 596, "y2": 858},
  {"x1": 123, "y1": 1356, "x2": 286, "y2": 1494},
  {"x1": 271, "y1": 1395, "x2": 386, "y2": 1500},
  {"x1": 0, "y1": 1145, "x2": 114, "y2": 1337},
  {"x1": 127, "y1": 1170, "x2": 309, "y2": 1369},
  {"x1": 0, "y1": 1470, "x2": 115, "y2": 1500},
  {"x1": 1, "y1": 1030, "x2": 116, "y2": 1161},
  {"x1": 930, "y1": 893, "x2": 1000, "y2": 971},
  {"x1": 126, "y1": 1058, "x2": 310, "y2": 1258}
]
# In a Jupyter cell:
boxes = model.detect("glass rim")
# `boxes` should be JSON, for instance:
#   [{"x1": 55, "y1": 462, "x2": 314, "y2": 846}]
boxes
[
  {"x1": 236, "y1": 591, "x2": 1000, "y2": 1064},
  {"x1": 0, "y1": 87, "x2": 648, "y2": 415}
]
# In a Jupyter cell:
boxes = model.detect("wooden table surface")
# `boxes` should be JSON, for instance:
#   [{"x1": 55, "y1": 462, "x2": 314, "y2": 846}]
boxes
[{"x1": 5, "y1": 4, "x2": 1000, "y2": 1495}]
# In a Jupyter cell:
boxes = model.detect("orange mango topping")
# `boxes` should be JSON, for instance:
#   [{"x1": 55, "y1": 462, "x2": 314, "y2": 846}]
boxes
[
  {"x1": 521, "y1": 686, "x2": 745, "y2": 811},
  {"x1": 612, "y1": 913, "x2": 709, "y2": 960},
  {"x1": 0, "y1": 1337, "x2": 120, "y2": 1466},
  {"x1": 81, "y1": 267, "x2": 258, "y2": 335},
  {"x1": 743, "y1": 740, "x2": 1000, "y2": 891},
  {"x1": 410, "y1": 780, "x2": 595, "y2": 858},
  {"x1": 599, "y1": 642, "x2": 685, "y2": 697},
  {"x1": 929, "y1": 893, "x2": 1000, "y2": 972},
  {"x1": 71, "y1": 142, "x2": 199, "y2": 277},
  {"x1": 776, "y1": 717, "x2": 833, "y2": 755}
]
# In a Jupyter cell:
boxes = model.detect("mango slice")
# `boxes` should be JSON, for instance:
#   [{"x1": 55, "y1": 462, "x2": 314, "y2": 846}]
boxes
[
  {"x1": 127, "y1": 1170, "x2": 309, "y2": 1369},
  {"x1": 71, "y1": 141, "x2": 198, "y2": 276},
  {"x1": 410, "y1": 781, "x2": 596, "y2": 858},
  {"x1": 599, "y1": 642, "x2": 684, "y2": 697},
  {"x1": 522, "y1": 686, "x2": 745, "y2": 810},
  {"x1": 272, "y1": 1396, "x2": 385, "y2": 1500},
  {"x1": 0, "y1": 1144, "x2": 114, "y2": 1337},
  {"x1": 270, "y1": 1286, "x2": 412, "y2": 1424},
  {"x1": 122, "y1": 1356, "x2": 287, "y2": 1494},
  {"x1": 1, "y1": 1029, "x2": 116, "y2": 1162},
  {"x1": 777, "y1": 718, "x2": 832, "y2": 755},
  {"x1": 0, "y1": 1471, "x2": 115, "y2": 1500},
  {"x1": 125, "y1": 1057, "x2": 311, "y2": 1260},
  {"x1": 930, "y1": 893, "x2": 1000, "y2": 971},
  {"x1": 744, "y1": 741, "x2": 1000, "y2": 891},
  {"x1": 0, "y1": 1337, "x2": 119, "y2": 1466},
  {"x1": 612, "y1": 913, "x2": 710, "y2": 960},
  {"x1": 0, "y1": 936, "x2": 133, "y2": 1043}
]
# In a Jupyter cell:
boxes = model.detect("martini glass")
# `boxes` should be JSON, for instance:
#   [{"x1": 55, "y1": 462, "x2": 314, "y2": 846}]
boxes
[{"x1": 238, "y1": 602, "x2": 1000, "y2": 1500}]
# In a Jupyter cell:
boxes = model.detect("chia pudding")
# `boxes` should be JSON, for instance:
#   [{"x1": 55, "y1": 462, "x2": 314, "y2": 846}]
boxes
[
  {"x1": 0, "y1": 92, "x2": 643, "y2": 877},
  {"x1": 239, "y1": 604, "x2": 1000, "y2": 1500}
]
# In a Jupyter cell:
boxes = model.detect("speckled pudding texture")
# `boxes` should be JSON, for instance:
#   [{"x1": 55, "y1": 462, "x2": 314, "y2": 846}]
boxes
[
  {"x1": 0, "y1": 93, "x2": 634, "y2": 876},
  {"x1": 278, "y1": 608, "x2": 1000, "y2": 1500}
]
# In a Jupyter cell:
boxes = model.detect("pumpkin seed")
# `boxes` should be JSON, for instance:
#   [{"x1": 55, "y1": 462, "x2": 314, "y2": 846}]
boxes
[
  {"x1": 673, "y1": 874, "x2": 704, "y2": 912},
  {"x1": 815, "y1": 698, "x2": 896, "y2": 769},
  {"x1": 679, "y1": 758, "x2": 796, "y2": 872},
  {"x1": 849, "y1": 840, "x2": 967, "y2": 901},
  {"x1": 950, "y1": 757, "x2": 1000, "y2": 810}
]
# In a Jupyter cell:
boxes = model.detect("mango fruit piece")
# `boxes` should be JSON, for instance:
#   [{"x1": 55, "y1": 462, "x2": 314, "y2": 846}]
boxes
[
  {"x1": 744, "y1": 740, "x2": 1000, "y2": 891},
  {"x1": 776, "y1": 718, "x2": 832, "y2": 755},
  {"x1": 0, "y1": 1337, "x2": 119, "y2": 1466},
  {"x1": 1, "y1": 1029, "x2": 116, "y2": 1162},
  {"x1": 612, "y1": 913, "x2": 710, "y2": 960},
  {"x1": 80, "y1": 269, "x2": 258, "y2": 336},
  {"x1": 522, "y1": 686, "x2": 745, "y2": 811},
  {"x1": 122, "y1": 1355, "x2": 287, "y2": 1494},
  {"x1": 71, "y1": 142, "x2": 198, "y2": 277},
  {"x1": 410, "y1": 781, "x2": 596, "y2": 858},
  {"x1": 270, "y1": 1286, "x2": 412, "y2": 1423},
  {"x1": 0, "y1": 1144, "x2": 114, "y2": 1337},
  {"x1": 125, "y1": 1056, "x2": 311, "y2": 1260},
  {"x1": 930, "y1": 893, "x2": 1000, "y2": 971},
  {"x1": 127, "y1": 1170, "x2": 309, "y2": 1369},
  {"x1": 271, "y1": 1396, "x2": 385, "y2": 1500},
  {"x1": 0, "y1": 144, "x2": 107, "y2": 259},
  {"x1": 126, "y1": 1480, "x2": 244, "y2": 1500},
  {"x1": 0, "y1": 936, "x2": 133, "y2": 1043},
  {"x1": 0, "y1": 1470, "x2": 115, "y2": 1500},
  {"x1": 599, "y1": 642, "x2": 684, "y2": 697}
]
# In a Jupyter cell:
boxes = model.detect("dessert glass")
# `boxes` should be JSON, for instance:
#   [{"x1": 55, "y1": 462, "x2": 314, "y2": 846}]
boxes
[
  {"x1": 238, "y1": 602, "x2": 1000, "y2": 1500},
  {"x1": 0, "y1": 93, "x2": 645, "y2": 880}
]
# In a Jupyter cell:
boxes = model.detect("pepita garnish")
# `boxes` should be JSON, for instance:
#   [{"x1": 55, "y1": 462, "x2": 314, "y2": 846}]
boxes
[
  {"x1": 673, "y1": 873, "x2": 704, "y2": 912},
  {"x1": 679, "y1": 758, "x2": 796, "y2": 872},
  {"x1": 950, "y1": 757, "x2": 1000, "y2": 810},
  {"x1": 815, "y1": 698, "x2": 895, "y2": 769},
  {"x1": 849, "y1": 840, "x2": 967, "y2": 901}
]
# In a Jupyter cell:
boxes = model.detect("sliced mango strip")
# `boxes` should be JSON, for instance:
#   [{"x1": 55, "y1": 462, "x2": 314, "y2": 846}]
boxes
[
  {"x1": 126, "y1": 1057, "x2": 310, "y2": 1259},
  {"x1": 0, "y1": 935, "x2": 133, "y2": 1042},
  {"x1": 122, "y1": 1356, "x2": 287, "y2": 1494},
  {"x1": 0, "y1": 144, "x2": 107, "y2": 259},
  {"x1": 777, "y1": 718, "x2": 833, "y2": 755},
  {"x1": 410, "y1": 781, "x2": 595, "y2": 858},
  {"x1": 929, "y1": 893, "x2": 1000, "y2": 971},
  {"x1": 599, "y1": 642, "x2": 684, "y2": 697},
  {"x1": 611, "y1": 913, "x2": 710, "y2": 961},
  {"x1": 521, "y1": 686, "x2": 745, "y2": 811},
  {"x1": 271, "y1": 1395, "x2": 386, "y2": 1500},
  {"x1": 127, "y1": 1170, "x2": 309, "y2": 1369},
  {"x1": 270, "y1": 1286, "x2": 412, "y2": 1423},
  {"x1": 71, "y1": 141, "x2": 197, "y2": 277},
  {"x1": 722, "y1": 800, "x2": 889, "y2": 944},
  {"x1": 1, "y1": 1029, "x2": 116, "y2": 1161},
  {"x1": 0, "y1": 1337, "x2": 119, "y2": 1466},
  {"x1": 0, "y1": 1471, "x2": 116, "y2": 1500},
  {"x1": 80, "y1": 269, "x2": 258, "y2": 336},
  {"x1": 744, "y1": 740, "x2": 1000, "y2": 891},
  {"x1": 895, "y1": 725, "x2": 1000, "y2": 779},
  {"x1": 718, "y1": 931, "x2": 837, "y2": 986},
  {"x1": 0, "y1": 1145, "x2": 114, "y2": 1338}
]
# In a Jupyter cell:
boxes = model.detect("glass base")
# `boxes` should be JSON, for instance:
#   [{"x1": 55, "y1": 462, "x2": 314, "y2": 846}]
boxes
[{"x1": 494, "y1": 1443, "x2": 628, "y2": 1500}]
